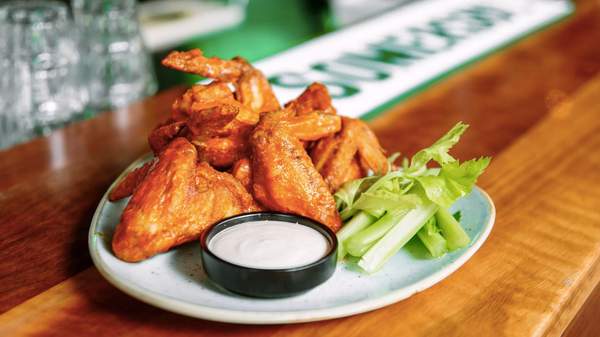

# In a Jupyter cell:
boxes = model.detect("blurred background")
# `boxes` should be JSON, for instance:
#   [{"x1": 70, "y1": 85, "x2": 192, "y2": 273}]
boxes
[{"x1": 0, "y1": 0, "x2": 413, "y2": 149}]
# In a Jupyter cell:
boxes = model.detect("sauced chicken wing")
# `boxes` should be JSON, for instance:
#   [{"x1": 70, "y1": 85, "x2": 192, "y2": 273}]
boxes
[
  {"x1": 234, "y1": 59, "x2": 281, "y2": 114},
  {"x1": 148, "y1": 120, "x2": 186, "y2": 155},
  {"x1": 284, "y1": 82, "x2": 336, "y2": 116},
  {"x1": 231, "y1": 157, "x2": 252, "y2": 192},
  {"x1": 310, "y1": 131, "x2": 361, "y2": 192},
  {"x1": 311, "y1": 117, "x2": 388, "y2": 192},
  {"x1": 190, "y1": 133, "x2": 249, "y2": 168},
  {"x1": 163, "y1": 49, "x2": 280, "y2": 115},
  {"x1": 112, "y1": 138, "x2": 259, "y2": 262},
  {"x1": 160, "y1": 50, "x2": 280, "y2": 168},
  {"x1": 250, "y1": 111, "x2": 342, "y2": 231},
  {"x1": 172, "y1": 82, "x2": 233, "y2": 122},
  {"x1": 184, "y1": 98, "x2": 256, "y2": 167},
  {"x1": 280, "y1": 81, "x2": 387, "y2": 192},
  {"x1": 108, "y1": 160, "x2": 155, "y2": 202},
  {"x1": 277, "y1": 112, "x2": 341, "y2": 141},
  {"x1": 110, "y1": 49, "x2": 395, "y2": 263},
  {"x1": 161, "y1": 49, "x2": 245, "y2": 82}
]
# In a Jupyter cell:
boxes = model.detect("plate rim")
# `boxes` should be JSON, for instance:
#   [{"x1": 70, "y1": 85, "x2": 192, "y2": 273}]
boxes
[{"x1": 89, "y1": 156, "x2": 496, "y2": 324}]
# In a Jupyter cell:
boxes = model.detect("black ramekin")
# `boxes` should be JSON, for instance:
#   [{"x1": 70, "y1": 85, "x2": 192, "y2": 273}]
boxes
[{"x1": 200, "y1": 212, "x2": 338, "y2": 298}]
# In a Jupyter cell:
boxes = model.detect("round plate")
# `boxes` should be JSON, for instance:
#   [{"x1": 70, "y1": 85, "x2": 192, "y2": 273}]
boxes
[{"x1": 89, "y1": 156, "x2": 495, "y2": 324}]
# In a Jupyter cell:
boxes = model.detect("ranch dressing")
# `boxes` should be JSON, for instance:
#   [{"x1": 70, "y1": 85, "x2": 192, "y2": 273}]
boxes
[{"x1": 208, "y1": 221, "x2": 330, "y2": 269}]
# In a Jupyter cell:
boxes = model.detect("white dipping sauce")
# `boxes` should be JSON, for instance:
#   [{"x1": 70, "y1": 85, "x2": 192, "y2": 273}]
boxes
[{"x1": 208, "y1": 221, "x2": 330, "y2": 269}]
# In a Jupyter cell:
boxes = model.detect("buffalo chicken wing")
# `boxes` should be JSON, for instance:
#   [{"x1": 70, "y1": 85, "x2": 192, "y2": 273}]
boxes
[
  {"x1": 110, "y1": 49, "x2": 389, "y2": 262},
  {"x1": 112, "y1": 138, "x2": 259, "y2": 262},
  {"x1": 250, "y1": 112, "x2": 342, "y2": 231},
  {"x1": 311, "y1": 117, "x2": 388, "y2": 192}
]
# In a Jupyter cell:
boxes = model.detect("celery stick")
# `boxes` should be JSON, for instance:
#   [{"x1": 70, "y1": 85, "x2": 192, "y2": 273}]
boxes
[
  {"x1": 346, "y1": 211, "x2": 405, "y2": 257},
  {"x1": 417, "y1": 216, "x2": 448, "y2": 258},
  {"x1": 435, "y1": 208, "x2": 470, "y2": 250},
  {"x1": 358, "y1": 203, "x2": 438, "y2": 273},
  {"x1": 340, "y1": 208, "x2": 358, "y2": 221},
  {"x1": 336, "y1": 211, "x2": 377, "y2": 260}
]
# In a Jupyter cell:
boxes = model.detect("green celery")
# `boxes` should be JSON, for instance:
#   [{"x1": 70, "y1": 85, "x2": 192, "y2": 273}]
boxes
[
  {"x1": 345, "y1": 210, "x2": 407, "y2": 257},
  {"x1": 353, "y1": 192, "x2": 420, "y2": 218},
  {"x1": 332, "y1": 122, "x2": 491, "y2": 272},
  {"x1": 415, "y1": 157, "x2": 490, "y2": 209},
  {"x1": 410, "y1": 122, "x2": 468, "y2": 169},
  {"x1": 417, "y1": 216, "x2": 448, "y2": 258},
  {"x1": 453, "y1": 211, "x2": 462, "y2": 222},
  {"x1": 336, "y1": 211, "x2": 376, "y2": 260},
  {"x1": 435, "y1": 208, "x2": 470, "y2": 250},
  {"x1": 358, "y1": 203, "x2": 438, "y2": 273}
]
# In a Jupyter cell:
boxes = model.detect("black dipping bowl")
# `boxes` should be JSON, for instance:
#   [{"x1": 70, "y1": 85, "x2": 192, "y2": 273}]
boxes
[{"x1": 200, "y1": 212, "x2": 338, "y2": 298}]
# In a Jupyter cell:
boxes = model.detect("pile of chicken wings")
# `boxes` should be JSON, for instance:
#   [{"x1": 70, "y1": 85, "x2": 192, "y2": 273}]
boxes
[{"x1": 109, "y1": 49, "x2": 388, "y2": 262}]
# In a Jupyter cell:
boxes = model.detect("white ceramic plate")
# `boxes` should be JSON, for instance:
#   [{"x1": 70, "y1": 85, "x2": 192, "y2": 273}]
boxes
[{"x1": 89, "y1": 157, "x2": 495, "y2": 324}]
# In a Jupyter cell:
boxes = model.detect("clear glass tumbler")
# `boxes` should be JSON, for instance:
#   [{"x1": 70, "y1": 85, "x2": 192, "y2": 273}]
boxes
[
  {"x1": 0, "y1": 0, "x2": 88, "y2": 148},
  {"x1": 72, "y1": 0, "x2": 157, "y2": 112}
]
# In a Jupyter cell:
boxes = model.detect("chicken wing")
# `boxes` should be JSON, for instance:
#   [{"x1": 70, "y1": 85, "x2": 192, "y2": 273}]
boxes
[
  {"x1": 168, "y1": 85, "x2": 257, "y2": 167},
  {"x1": 159, "y1": 50, "x2": 282, "y2": 168},
  {"x1": 111, "y1": 50, "x2": 394, "y2": 262},
  {"x1": 311, "y1": 117, "x2": 388, "y2": 192},
  {"x1": 163, "y1": 49, "x2": 279, "y2": 115},
  {"x1": 190, "y1": 133, "x2": 249, "y2": 168},
  {"x1": 232, "y1": 110, "x2": 341, "y2": 210},
  {"x1": 231, "y1": 157, "x2": 252, "y2": 192},
  {"x1": 284, "y1": 82, "x2": 336, "y2": 116},
  {"x1": 148, "y1": 120, "x2": 186, "y2": 155},
  {"x1": 250, "y1": 111, "x2": 342, "y2": 231},
  {"x1": 112, "y1": 138, "x2": 260, "y2": 262},
  {"x1": 184, "y1": 98, "x2": 257, "y2": 167},
  {"x1": 276, "y1": 112, "x2": 342, "y2": 141},
  {"x1": 161, "y1": 49, "x2": 245, "y2": 82},
  {"x1": 108, "y1": 160, "x2": 155, "y2": 202},
  {"x1": 171, "y1": 82, "x2": 233, "y2": 122},
  {"x1": 234, "y1": 61, "x2": 280, "y2": 114}
]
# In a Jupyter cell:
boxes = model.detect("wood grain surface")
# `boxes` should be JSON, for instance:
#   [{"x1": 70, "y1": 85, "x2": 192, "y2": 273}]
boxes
[
  {"x1": 1, "y1": 0, "x2": 599, "y2": 335},
  {"x1": 0, "y1": 87, "x2": 183, "y2": 312},
  {"x1": 1, "y1": 60, "x2": 600, "y2": 337}
]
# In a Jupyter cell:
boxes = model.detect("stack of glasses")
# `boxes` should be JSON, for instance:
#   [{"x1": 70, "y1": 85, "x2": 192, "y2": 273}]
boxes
[{"x1": 0, "y1": 0, "x2": 156, "y2": 150}]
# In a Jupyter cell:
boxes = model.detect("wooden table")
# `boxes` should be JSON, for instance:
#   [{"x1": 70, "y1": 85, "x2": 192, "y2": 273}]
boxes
[{"x1": 1, "y1": 1, "x2": 599, "y2": 335}]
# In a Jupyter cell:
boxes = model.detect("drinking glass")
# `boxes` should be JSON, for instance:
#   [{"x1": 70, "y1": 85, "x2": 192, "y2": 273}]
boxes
[
  {"x1": 0, "y1": 0, "x2": 87, "y2": 148},
  {"x1": 71, "y1": 0, "x2": 157, "y2": 112}
]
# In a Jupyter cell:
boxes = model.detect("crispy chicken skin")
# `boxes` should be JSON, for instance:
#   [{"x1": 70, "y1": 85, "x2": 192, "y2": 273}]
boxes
[
  {"x1": 148, "y1": 120, "x2": 186, "y2": 155},
  {"x1": 282, "y1": 83, "x2": 387, "y2": 192},
  {"x1": 284, "y1": 82, "x2": 336, "y2": 116},
  {"x1": 311, "y1": 117, "x2": 388, "y2": 192},
  {"x1": 184, "y1": 98, "x2": 257, "y2": 167},
  {"x1": 172, "y1": 85, "x2": 255, "y2": 167},
  {"x1": 250, "y1": 112, "x2": 342, "y2": 231},
  {"x1": 310, "y1": 131, "x2": 361, "y2": 192},
  {"x1": 108, "y1": 160, "x2": 155, "y2": 202},
  {"x1": 231, "y1": 158, "x2": 253, "y2": 192},
  {"x1": 112, "y1": 138, "x2": 259, "y2": 262},
  {"x1": 160, "y1": 50, "x2": 280, "y2": 168},
  {"x1": 234, "y1": 60, "x2": 281, "y2": 114},
  {"x1": 109, "y1": 50, "x2": 391, "y2": 262},
  {"x1": 161, "y1": 49, "x2": 245, "y2": 82},
  {"x1": 277, "y1": 112, "x2": 342, "y2": 141},
  {"x1": 163, "y1": 50, "x2": 280, "y2": 115},
  {"x1": 172, "y1": 82, "x2": 233, "y2": 122}
]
